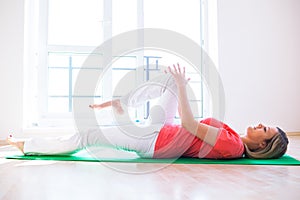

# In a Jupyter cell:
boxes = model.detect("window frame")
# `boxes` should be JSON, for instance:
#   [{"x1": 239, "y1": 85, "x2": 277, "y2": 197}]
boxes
[{"x1": 23, "y1": 0, "x2": 215, "y2": 129}]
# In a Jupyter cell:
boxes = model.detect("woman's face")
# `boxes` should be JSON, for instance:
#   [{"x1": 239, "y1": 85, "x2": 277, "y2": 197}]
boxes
[{"x1": 246, "y1": 124, "x2": 278, "y2": 143}]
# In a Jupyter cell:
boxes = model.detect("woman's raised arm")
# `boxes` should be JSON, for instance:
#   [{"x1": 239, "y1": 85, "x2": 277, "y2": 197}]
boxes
[{"x1": 168, "y1": 64, "x2": 219, "y2": 146}]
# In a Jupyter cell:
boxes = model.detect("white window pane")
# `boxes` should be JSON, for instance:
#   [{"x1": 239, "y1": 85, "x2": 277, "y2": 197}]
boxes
[
  {"x1": 143, "y1": 56, "x2": 161, "y2": 81},
  {"x1": 144, "y1": 0, "x2": 201, "y2": 44},
  {"x1": 48, "y1": 53, "x2": 69, "y2": 68},
  {"x1": 48, "y1": 0, "x2": 104, "y2": 46},
  {"x1": 73, "y1": 97, "x2": 97, "y2": 109},
  {"x1": 187, "y1": 83, "x2": 202, "y2": 100},
  {"x1": 112, "y1": 56, "x2": 137, "y2": 69},
  {"x1": 147, "y1": 68, "x2": 162, "y2": 81},
  {"x1": 48, "y1": 69, "x2": 69, "y2": 96},
  {"x1": 48, "y1": 97, "x2": 69, "y2": 113},
  {"x1": 144, "y1": 50, "x2": 195, "y2": 72},
  {"x1": 71, "y1": 54, "x2": 89, "y2": 68},
  {"x1": 112, "y1": 0, "x2": 137, "y2": 36},
  {"x1": 112, "y1": 56, "x2": 137, "y2": 96},
  {"x1": 187, "y1": 73, "x2": 202, "y2": 82},
  {"x1": 72, "y1": 69, "x2": 103, "y2": 97},
  {"x1": 112, "y1": 69, "x2": 136, "y2": 97},
  {"x1": 189, "y1": 101, "x2": 203, "y2": 118},
  {"x1": 82, "y1": 53, "x2": 104, "y2": 69}
]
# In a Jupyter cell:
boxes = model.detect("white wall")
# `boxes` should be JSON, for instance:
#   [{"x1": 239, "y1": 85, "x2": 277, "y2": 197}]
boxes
[
  {"x1": 0, "y1": 0, "x2": 24, "y2": 139},
  {"x1": 217, "y1": 0, "x2": 300, "y2": 133}
]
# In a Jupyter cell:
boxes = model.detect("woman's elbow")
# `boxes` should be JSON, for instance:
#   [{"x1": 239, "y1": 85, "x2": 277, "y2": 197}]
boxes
[{"x1": 181, "y1": 120, "x2": 198, "y2": 135}]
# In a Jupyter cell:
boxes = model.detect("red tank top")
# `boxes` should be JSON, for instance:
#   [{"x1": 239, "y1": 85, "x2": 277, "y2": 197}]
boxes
[{"x1": 153, "y1": 118, "x2": 244, "y2": 159}]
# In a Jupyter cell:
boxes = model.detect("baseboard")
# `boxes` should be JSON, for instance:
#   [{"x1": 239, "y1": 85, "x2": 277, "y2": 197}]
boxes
[{"x1": 287, "y1": 132, "x2": 300, "y2": 136}]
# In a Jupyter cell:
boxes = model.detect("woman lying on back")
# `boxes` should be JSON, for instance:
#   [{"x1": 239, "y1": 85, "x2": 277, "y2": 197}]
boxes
[{"x1": 7, "y1": 64, "x2": 289, "y2": 159}]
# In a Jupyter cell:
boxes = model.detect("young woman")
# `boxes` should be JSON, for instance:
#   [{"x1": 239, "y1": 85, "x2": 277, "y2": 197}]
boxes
[{"x1": 7, "y1": 64, "x2": 289, "y2": 159}]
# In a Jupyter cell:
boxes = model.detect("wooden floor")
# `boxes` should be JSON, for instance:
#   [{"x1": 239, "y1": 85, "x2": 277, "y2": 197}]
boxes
[{"x1": 0, "y1": 136, "x2": 300, "y2": 200}]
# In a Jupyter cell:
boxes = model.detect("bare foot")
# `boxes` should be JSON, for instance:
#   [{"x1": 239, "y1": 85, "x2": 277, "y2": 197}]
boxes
[
  {"x1": 112, "y1": 99, "x2": 124, "y2": 114},
  {"x1": 6, "y1": 135, "x2": 25, "y2": 154}
]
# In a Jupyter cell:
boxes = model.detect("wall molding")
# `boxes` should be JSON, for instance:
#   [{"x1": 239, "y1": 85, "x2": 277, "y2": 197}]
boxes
[{"x1": 287, "y1": 132, "x2": 300, "y2": 136}]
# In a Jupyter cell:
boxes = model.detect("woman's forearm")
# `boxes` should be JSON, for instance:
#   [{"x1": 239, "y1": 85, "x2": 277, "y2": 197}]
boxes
[
  {"x1": 177, "y1": 85, "x2": 197, "y2": 131},
  {"x1": 177, "y1": 85, "x2": 219, "y2": 146}
]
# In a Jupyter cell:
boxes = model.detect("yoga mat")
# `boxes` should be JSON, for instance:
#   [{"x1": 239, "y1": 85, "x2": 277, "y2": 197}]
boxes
[{"x1": 5, "y1": 150, "x2": 300, "y2": 165}]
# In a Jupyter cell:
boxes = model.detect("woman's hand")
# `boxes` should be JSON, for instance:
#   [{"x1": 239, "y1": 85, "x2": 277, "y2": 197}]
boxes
[{"x1": 166, "y1": 63, "x2": 190, "y2": 87}]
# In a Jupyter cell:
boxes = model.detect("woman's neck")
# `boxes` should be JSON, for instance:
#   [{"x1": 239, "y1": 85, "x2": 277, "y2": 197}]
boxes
[{"x1": 241, "y1": 136, "x2": 260, "y2": 151}]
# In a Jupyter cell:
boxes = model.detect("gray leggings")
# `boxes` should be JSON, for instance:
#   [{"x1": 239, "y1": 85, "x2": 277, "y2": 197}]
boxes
[{"x1": 24, "y1": 75, "x2": 178, "y2": 157}]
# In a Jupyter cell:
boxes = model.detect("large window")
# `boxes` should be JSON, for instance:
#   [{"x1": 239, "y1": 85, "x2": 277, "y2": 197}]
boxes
[{"x1": 24, "y1": 0, "x2": 211, "y2": 128}]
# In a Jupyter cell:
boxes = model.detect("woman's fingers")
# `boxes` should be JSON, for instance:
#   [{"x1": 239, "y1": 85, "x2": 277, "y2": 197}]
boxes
[
  {"x1": 166, "y1": 64, "x2": 191, "y2": 85},
  {"x1": 177, "y1": 63, "x2": 181, "y2": 73},
  {"x1": 167, "y1": 66, "x2": 174, "y2": 75},
  {"x1": 168, "y1": 64, "x2": 185, "y2": 74},
  {"x1": 173, "y1": 64, "x2": 177, "y2": 72}
]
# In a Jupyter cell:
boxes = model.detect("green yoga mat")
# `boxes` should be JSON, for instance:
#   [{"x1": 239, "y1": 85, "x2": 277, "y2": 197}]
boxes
[{"x1": 5, "y1": 150, "x2": 300, "y2": 165}]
